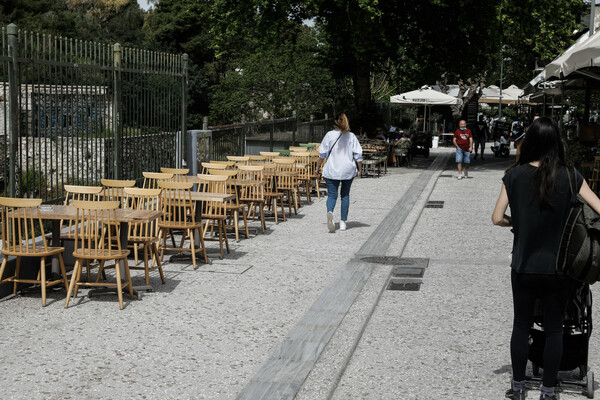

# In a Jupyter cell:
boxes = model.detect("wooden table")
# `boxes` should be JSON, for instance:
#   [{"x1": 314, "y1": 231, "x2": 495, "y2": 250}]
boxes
[{"x1": 37, "y1": 204, "x2": 162, "y2": 293}]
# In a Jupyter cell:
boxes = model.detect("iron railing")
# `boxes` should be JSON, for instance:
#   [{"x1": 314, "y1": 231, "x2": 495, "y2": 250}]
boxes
[
  {"x1": 209, "y1": 117, "x2": 331, "y2": 159},
  {"x1": 0, "y1": 23, "x2": 187, "y2": 202}
]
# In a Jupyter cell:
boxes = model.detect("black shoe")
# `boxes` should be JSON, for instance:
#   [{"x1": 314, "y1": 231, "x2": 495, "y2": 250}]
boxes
[
  {"x1": 481, "y1": 156, "x2": 485, "y2": 161},
  {"x1": 539, "y1": 394, "x2": 559, "y2": 400},
  {"x1": 505, "y1": 388, "x2": 527, "y2": 399},
  {"x1": 474, "y1": 153, "x2": 478, "y2": 160}
]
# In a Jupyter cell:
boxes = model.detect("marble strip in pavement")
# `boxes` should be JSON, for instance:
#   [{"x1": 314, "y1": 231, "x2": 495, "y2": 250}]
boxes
[{"x1": 235, "y1": 152, "x2": 452, "y2": 400}]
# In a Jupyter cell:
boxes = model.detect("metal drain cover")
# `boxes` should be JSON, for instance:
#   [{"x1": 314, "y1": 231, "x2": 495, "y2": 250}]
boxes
[
  {"x1": 392, "y1": 267, "x2": 425, "y2": 278},
  {"x1": 387, "y1": 278, "x2": 422, "y2": 291},
  {"x1": 425, "y1": 201, "x2": 444, "y2": 208}
]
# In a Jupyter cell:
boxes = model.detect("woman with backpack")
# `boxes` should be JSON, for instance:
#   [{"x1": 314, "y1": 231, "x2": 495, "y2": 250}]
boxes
[{"x1": 492, "y1": 117, "x2": 600, "y2": 400}]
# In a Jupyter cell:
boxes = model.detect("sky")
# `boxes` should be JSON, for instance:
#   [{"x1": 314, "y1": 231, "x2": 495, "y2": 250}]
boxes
[{"x1": 137, "y1": 0, "x2": 153, "y2": 11}]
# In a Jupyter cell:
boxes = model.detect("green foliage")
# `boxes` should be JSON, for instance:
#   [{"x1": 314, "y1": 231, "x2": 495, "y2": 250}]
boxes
[{"x1": 19, "y1": 169, "x2": 47, "y2": 198}]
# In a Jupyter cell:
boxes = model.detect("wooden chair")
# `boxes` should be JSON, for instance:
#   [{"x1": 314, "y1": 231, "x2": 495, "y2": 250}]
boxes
[
  {"x1": 0, "y1": 198, "x2": 68, "y2": 307},
  {"x1": 226, "y1": 155, "x2": 250, "y2": 167},
  {"x1": 237, "y1": 165, "x2": 267, "y2": 232},
  {"x1": 124, "y1": 188, "x2": 165, "y2": 286},
  {"x1": 274, "y1": 158, "x2": 300, "y2": 215},
  {"x1": 157, "y1": 181, "x2": 207, "y2": 269},
  {"x1": 208, "y1": 169, "x2": 250, "y2": 241},
  {"x1": 101, "y1": 179, "x2": 136, "y2": 207},
  {"x1": 142, "y1": 172, "x2": 174, "y2": 189},
  {"x1": 64, "y1": 200, "x2": 133, "y2": 310},
  {"x1": 60, "y1": 185, "x2": 104, "y2": 245},
  {"x1": 196, "y1": 174, "x2": 230, "y2": 258},
  {"x1": 263, "y1": 163, "x2": 286, "y2": 224},
  {"x1": 290, "y1": 152, "x2": 313, "y2": 203},
  {"x1": 160, "y1": 167, "x2": 189, "y2": 181},
  {"x1": 307, "y1": 151, "x2": 323, "y2": 198},
  {"x1": 259, "y1": 151, "x2": 280, "y2": 162}
]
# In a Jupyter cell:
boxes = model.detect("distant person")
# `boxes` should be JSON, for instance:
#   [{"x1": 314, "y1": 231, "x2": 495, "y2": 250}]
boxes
[
  {"x1": 316, "y1": 113, "x2": 363, "y2": 233},
  {"x1": 453, "y1": 119, "x2": 473, "y2": 179},
  {"x1": 492, "y1": 117, "x2": 600, "y2": 400},
  {"x1": 473, "y1": 116, "x2": 489, "y2": 161},
  {"x1": 375, "y1": 127, "x2": 387, "y2": 141}
]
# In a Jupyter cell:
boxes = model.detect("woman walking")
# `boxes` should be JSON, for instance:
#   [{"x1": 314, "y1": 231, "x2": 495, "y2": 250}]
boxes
[
  {"x1": 316, "y1": 113, "x2": 362, "y2": 232},
  {"x1": 492, "y1": 117, "x2": 600, "y2": 400}
]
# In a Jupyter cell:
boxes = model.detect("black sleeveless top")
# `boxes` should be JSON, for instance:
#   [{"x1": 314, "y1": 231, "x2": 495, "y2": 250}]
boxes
[{"x1": 502, "y1": 164, "x2": 583, "y2": 274}]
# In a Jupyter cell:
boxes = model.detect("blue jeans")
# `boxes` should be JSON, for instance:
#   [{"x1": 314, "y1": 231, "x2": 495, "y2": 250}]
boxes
[{"x1": 325, "y1": 178, "x2": 354, "y2": 221}]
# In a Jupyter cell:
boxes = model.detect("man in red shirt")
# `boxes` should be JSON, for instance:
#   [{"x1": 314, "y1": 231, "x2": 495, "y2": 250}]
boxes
[{"x1": 452, "y1": 119, "x2": 473, "y2": 180}]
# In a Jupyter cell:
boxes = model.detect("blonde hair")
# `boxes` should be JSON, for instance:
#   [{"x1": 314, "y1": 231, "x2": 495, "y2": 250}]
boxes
[{"x1": 334, "y1": 113, "x2": 350, "y2": 133}]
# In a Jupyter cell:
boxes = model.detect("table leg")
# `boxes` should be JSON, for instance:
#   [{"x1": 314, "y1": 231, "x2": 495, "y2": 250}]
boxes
[{"x1": 51, "y1": 220, "x2": 60, "y2": 275}]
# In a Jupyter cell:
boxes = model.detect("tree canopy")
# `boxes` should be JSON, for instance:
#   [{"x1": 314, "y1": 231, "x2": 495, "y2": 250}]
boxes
[{"x1": 2, "y1": 0, "x2": 588, "y2": 128}]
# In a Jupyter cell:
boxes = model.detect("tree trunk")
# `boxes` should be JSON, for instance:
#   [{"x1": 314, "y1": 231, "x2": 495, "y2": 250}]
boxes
[{"x1": 353, "y1": 60, "x2": 375, "y2": 135}]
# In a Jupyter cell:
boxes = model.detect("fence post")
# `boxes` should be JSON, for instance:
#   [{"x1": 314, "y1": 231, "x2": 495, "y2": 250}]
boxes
[
  {"x1": 179, "y1": 53, "x2": 189, "y2": 169},
  {"x1": 7, "y1": 24, "x2": 18, "y2": 198},
  {"x1": 292, "y1": 111, "x2": 296, "y2": 145},
  {"x1": 309, "y1": 114, "x2": 314, "y2": 143},
  {"x1": 270, "y1": 114, "x2": 274, "y2": 151},
  {"x1": 112, "y1": 43, "x2": 122, "y2": 179},
  {"x1": 241, "y1": 114, "x2": 246, "y2": 156}
]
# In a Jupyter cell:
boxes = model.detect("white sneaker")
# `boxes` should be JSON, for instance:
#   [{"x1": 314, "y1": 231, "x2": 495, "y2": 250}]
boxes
[
  {"x1": 464, "y1": 170, "x2": 469, "y2": 178},
  {"x1": 457, "y1": 174, "x2": 464, "y2": 180},
  {"x1": 327, "y1": 211, "x2": 335, "y2": 232},
  {"x1": 339, "y1": 220, "x2": 347, "y2": 231}
]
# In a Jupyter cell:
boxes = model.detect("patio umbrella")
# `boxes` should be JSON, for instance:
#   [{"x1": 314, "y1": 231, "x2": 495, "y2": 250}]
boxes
[
  {"x1": 478, "y1": 84, "x2": 523, "y2": 105},
  {"x1": 390, "y1": 86, "x2": 462, "y2": 131}
]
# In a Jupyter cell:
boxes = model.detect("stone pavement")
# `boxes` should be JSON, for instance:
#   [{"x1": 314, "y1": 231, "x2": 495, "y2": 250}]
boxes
[{"x1": 1, "y1": 146, "x2": 599, "y2": 400}]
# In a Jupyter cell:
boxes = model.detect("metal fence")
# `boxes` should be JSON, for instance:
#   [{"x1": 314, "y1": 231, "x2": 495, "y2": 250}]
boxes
[
  {"x1": 0, "y1": 23, "x2": 187, "y2": 202},
  {"x1": 209, "y1": 117, "x2": 331, "y2": 160}
]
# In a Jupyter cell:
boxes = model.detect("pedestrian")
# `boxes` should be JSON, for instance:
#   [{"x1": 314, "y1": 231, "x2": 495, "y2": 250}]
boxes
[
  {"x1": 492, "y1": 117, "x2": 600, "y2": 400},
  {"x1": 316, "y1": 113, "x2": 363, "y2": 233},
  {"x1": 453, "y1": 119, "x2": 473, "y2": 179},
  {"x1": 473, "y1": 115, "x2": 489, "y2": 161}
]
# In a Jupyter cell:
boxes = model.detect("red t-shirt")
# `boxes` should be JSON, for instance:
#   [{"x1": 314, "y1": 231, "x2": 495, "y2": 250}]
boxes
[{"x1": 454, "y1": 128, "x2": 472, "y2": 151}]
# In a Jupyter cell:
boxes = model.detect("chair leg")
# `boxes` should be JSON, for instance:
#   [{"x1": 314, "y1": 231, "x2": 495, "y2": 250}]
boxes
[
  {"x1": 233, "y1": 210, "x2": 239, "y2": 242},
  {"x1": 241, "y1": 208, "x2": 250, "y2": 239},
  {"x1": 58, "y1": 253, "x2": 69, "y2": 290},
  {"x1": 223, "y1": 220, "x2": 230, "y2": 253},
  {"x1": 260, "y1": 205, "x2": 266, "y2": 232},
  {"x1": 65, "y1": 260, "x2": 81, "y2": 308},
  {"x1": 40, "y1": 257, "x2": 47, "y2": 307},
  {"x1": 0, "y1": 256, "x2": 10, "y2": 284},
  {"x1": 143, "y1": 243, "x2": 150, "y2": 286},
  {"x1": 134, "y1": 243, "x2": 139, "y2": 267},
  {"x1": 13, "y1": 257, "x2": 21, "y2": 294},
  {"x1": 114, "y1": 259, "x2": 124, "y2": 310},
  {"x1": 152, "y1": 243, "x2": 165, "y2": 284},
  {"x1": 123, "y1": 258, "x2": 134, "y2": 300}
]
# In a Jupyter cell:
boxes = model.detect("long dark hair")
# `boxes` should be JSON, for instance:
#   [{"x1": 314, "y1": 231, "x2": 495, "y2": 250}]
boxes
[{"x1": 508, "y1": 116, "x2": 568, "y2": 209}]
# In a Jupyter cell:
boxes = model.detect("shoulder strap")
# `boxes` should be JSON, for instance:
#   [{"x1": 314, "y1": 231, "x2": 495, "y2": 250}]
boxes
[
  {"x1": 327, "y1": 132, "x2": 343, "y2": 159},
  {"x1": 566, "y1": 166, "x2": 576, "y2": 198}
]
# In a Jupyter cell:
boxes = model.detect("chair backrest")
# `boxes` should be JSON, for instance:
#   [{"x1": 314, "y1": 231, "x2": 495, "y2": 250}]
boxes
[
  {"x1": 0, "y1": 197, "x2": 48, "y2": 254},
  {"x1": 160, "y1": 167, "x2": 189, "y2": 182},
  {"x1": 289, "y1": 146, "x2": 308, "y2": 152},
  {"x1": 210, "y1": 161, "x2": 236, "y2": 169},
  {"x1": 290, "y1": 152, "x2": 312, "y2": 178},
  {"x1": 259, "y1": 151, "x2": 280, "y2": 162},
  {"x1": 237, "y1": 165, "x2": 265, "y2": 202},
  {"x1": 71, "y1": 200, "x2": 123, "y2": 257},
  {"x1": 101, "y1": 179, "x2": 136, "y2": 207},
  {"x1": 247, "y1": 155, "x2": 267, "y2": 165},
  {"x1": 124, "y1": 188, "x2": 161, "y2": 240},
  {"x1": 274, "y1": 158, "x2": 297, "y2": 189},
  {"x1": 200, "y1": 162, "x2": 227, "y2": 174},
  {"x1": 142, "y1": 172, "x2": 174, "y2": 189},
  {"x1": 62, "y1": 185, "x2": 104, "y2": 236},
  {"x1": 157, "y1": 181, "x2": 195, "y2": 224},
  {"x1": 226, "y1": 155, "x2": 250, "y2": 166},
  {"x1": 195, "y1": 174, "x2": 228, "y2": 217}
]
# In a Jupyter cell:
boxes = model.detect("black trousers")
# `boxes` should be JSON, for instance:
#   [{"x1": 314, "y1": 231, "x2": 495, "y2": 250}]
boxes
[{"x1": 510, "y1": 269, "x2": 576, "y2": 387}]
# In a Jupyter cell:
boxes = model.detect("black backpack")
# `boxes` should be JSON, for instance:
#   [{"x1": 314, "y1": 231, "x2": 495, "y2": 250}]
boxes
[{"x1": 556, "y1": 167, "x2": 600, "y2": 284}]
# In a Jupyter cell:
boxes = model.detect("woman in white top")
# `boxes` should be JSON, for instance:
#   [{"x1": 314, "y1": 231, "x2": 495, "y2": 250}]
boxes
[{"x1": 316, "y1": 113, "x2": 363, "y2": 232}]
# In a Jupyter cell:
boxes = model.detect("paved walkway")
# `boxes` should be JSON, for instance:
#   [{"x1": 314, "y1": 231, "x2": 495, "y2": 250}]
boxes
[{"x1": 1, "y1": 147, "x2": 598, "y2": 400}]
